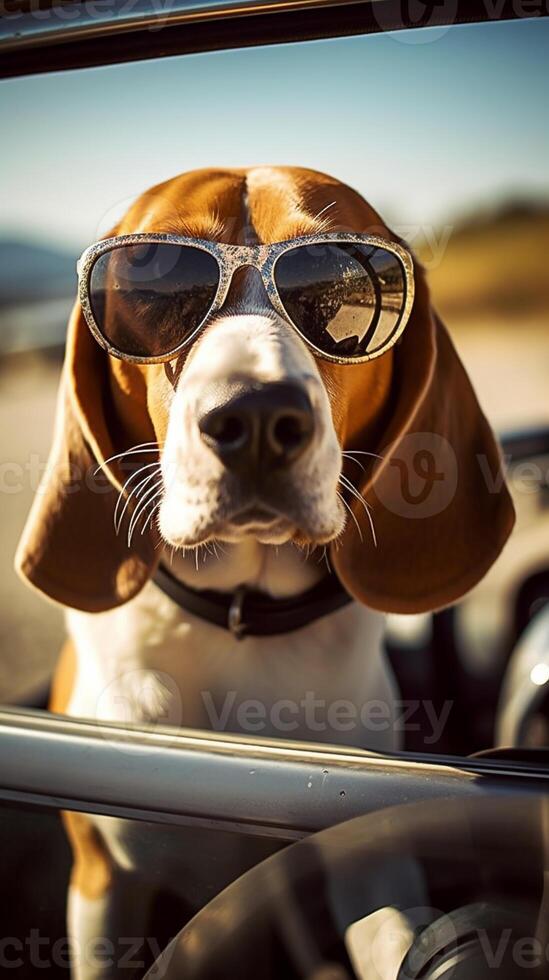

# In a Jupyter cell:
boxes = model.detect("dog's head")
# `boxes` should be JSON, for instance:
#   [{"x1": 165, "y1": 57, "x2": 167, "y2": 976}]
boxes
[{"x1": 16, "y1": 166, "x2": 515, "y2": 613}]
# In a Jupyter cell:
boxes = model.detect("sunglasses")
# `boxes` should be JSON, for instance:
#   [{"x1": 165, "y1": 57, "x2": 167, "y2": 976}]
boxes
[{"x1": 77, "y1": 232, "x2": 415, "y2": 366}]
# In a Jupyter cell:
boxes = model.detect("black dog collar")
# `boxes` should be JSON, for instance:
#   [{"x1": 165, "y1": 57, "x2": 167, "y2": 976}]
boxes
[{"x1": 153, "y1": 563, "x2": 352, "y2": 639}]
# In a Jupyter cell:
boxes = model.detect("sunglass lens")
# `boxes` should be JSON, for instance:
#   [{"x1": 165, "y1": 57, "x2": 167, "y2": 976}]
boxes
[
  {"x1": 89, "y1": 243, "x2": 220, "y2": 359},
  {"x1": 274, "y1": 242, "x2": 408, "y2": 360}
]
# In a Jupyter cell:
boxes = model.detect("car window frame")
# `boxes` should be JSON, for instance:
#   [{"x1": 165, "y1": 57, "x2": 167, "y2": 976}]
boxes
[
  {"x1": 1, "y1": 0, "x2": 545, "y2": 79},
  {"x1": 1, "y1": 707, "x2": 549, "y2": 837}
]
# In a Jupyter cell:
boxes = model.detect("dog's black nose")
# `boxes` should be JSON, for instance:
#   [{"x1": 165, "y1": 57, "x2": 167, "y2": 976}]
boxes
[{"x1": 198, "y1": 382, "x2": 314, "y2": 472}]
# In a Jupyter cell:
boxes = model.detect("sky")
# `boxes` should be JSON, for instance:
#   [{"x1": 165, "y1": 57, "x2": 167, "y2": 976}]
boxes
[{"x1": 1, "y1": 17, "x2": 548, "y2": 251}]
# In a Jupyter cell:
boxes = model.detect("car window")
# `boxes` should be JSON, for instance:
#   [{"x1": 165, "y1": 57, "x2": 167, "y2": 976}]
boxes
[{"x1": 1, "y1": 16, "x2": 548, "y2": 761}]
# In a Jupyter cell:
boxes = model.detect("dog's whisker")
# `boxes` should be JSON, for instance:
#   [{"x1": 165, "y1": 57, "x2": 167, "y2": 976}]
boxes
[
  {"x1": 132, "y1": 494, "x2": 162, "y2": 544},
  {"x1": 116, "y1": 441, "x2": 161, "y2": 452},
  {"x1": 211, "y1": 539, "x2": 227, "y2": 558},
  {"x1": 102, "y1": 441, "x2": 160, "y2": 459},
  {"x1": 339, "y1": 474, "x2": 377, "y2": 528},
  {"x1": 141, "y1": 500, "x2": 162, "y2": 535},
  {"x1": 96, "y1": 442, "x2": 162, "y2": 475},
  {"x1": 122, "y1": 460, "x2": 162, "y2": 485},
  {"x1": 127, "y1": 480, "x2": 164, "y2": 547},
  {"x1": 339, "y1": 473, "x2": 378, "y2": 548},
  {"x1": 153, "y1": 534, "x2": 165, "y2": 552},
  {"x1": 114, "y1": 463, "x2": 162, "y2": 533},
  {"x1": 203, "y1": 542, "x2": 215, "y2": 560},
  {"x1": 342, "y1": 456, "x2": 366, "y2": 473},
  {"x1": 310, "y1": 200, "x2": 337, "y2": 224},
  {"x1": 337, "y1": 489, "x2": 363, "y2": 544},
  {"x1": 342, "y1": 449, "x2": 385, "y2": 461},
  {"x1": 115, "y1": 468, "x2": 161, "y2": 536},
  {"x1": 316, "y1": 544, "x2": 332, "y2": 573},
  {"x1": 339, "y1": 471, "x2": 371, "y2": 504},
  {"x1": 129, "y1": 491, "x2": 162, "y2": 546}
]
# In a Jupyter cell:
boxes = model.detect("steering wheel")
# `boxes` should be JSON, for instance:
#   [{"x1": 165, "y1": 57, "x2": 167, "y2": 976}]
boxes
[{"x1": 144, "y1": 794, "x2": 548, "y2": 979}]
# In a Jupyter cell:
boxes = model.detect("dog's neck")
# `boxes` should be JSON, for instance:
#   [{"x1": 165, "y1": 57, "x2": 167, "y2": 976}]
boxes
[{"x1": 163, "y1": 540, "x2": 326, "y2": 599}]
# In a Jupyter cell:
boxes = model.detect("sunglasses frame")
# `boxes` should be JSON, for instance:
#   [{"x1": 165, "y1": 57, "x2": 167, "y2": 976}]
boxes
[{"x1": 77, "y1": 231, "x2": 415, "y2": 366}]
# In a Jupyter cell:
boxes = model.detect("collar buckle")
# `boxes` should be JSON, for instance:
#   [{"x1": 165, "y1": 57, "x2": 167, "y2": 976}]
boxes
[{"x1": 228, "y1": 585, "x2": 248, "y2": 640}]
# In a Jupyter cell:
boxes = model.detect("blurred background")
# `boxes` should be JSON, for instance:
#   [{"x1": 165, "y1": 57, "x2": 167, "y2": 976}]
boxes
[{"x1": 0, "y1": 17, "x2": 548, "y2": 741}]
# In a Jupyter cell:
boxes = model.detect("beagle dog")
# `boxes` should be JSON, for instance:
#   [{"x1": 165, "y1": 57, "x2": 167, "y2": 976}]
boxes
[{"x1": 16, "y1": 166, "x2": 514, "y2": 978}]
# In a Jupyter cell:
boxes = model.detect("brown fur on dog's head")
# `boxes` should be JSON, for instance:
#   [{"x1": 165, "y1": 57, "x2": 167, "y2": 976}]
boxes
[{"x1": 16, "y1": 166, "x2": 515, "y2": 613}]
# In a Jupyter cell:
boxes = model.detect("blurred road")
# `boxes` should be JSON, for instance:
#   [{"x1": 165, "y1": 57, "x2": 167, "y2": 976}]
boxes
[
  {"x1": 452, "y1": 318, "x2": 549, "y2": 432},
  {"x1": 0, "y1": 354, "x2": 63, "y2": 704}
]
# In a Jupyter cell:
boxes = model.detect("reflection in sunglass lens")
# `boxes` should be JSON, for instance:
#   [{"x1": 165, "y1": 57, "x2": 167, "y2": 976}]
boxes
[
  {"x1": 274, "y1": 242, "x2": 407, "y2": 359},
  {"x1": 89, "y1": 243, "x2": 220, "y2": 358}
]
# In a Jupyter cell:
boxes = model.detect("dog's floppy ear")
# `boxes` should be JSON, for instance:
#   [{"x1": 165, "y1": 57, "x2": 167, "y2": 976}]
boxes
[
  {"x1": 15, "y1": 302, "x2": 160, "y2": 612},
  {"x1": 331, "y1": 262, "x2": 515, "y2": 614}
]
